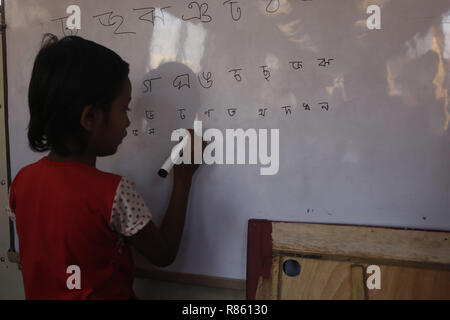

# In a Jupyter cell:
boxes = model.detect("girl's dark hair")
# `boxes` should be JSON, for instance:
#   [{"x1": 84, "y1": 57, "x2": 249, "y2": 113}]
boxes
[{"x1": 27, "y1": 34, "x2": 129, "y2": 155}]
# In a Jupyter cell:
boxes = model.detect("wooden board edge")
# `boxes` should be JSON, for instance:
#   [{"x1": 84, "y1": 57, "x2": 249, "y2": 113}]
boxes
[
  {"x1": 246, "y1": 219, "x2": 273, "y2": 300},
  {"x1": 134, "y1": 267, "x2": 246, "y2": 291},
  {"x1": 272, "y1": 250, "x2": 450, "y2": 271},
  {"x1": 271, "y1": 221, "x2": 450, "y2": 268}
]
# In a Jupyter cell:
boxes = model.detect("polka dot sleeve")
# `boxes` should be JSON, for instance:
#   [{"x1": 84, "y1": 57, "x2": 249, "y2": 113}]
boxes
[{"x1": 110, "y1": 177, "x2": 152, "y2": 237}]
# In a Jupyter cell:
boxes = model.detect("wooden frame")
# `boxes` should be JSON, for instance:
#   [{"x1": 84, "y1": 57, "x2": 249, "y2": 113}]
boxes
[{"x1": 247, "y1": 219, "x2": 450, "y2": 300}]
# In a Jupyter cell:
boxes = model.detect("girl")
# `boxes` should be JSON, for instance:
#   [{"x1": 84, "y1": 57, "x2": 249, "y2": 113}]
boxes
[{"x1": 6, "y1": 35, "x2": 201, "y2": 299}]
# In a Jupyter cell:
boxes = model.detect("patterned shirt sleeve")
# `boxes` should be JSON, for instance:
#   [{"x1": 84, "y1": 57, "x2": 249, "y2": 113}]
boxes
[{"x1": 110, "y1": 177, "x2": 152, "y2": 237}]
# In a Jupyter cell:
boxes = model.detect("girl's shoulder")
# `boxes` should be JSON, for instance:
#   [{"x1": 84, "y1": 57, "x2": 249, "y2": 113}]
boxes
[{"x1": 12, "y1": 157, "x2": 124, "y2": 190}]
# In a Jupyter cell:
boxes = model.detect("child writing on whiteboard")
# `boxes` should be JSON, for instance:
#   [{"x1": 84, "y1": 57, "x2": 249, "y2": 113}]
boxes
[{"x1": 5, "y1": 35, "x2": 203, "y2": 299}]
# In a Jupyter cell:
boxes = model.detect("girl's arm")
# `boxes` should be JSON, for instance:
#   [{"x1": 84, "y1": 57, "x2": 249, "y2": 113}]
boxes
[
  {"x1": 129, "y1": 130, "x2": 203, "y2": 267},
  {"x1": 129, "y1": 174, "x2": 192, "y2": 267}
]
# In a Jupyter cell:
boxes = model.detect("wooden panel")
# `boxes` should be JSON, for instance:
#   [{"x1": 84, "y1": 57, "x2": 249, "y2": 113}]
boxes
[
  {"x1": 277, "y1": 257, "x2": 353, "y2": 300},
  {"x1": 251, "y1": 222, "x2": 450, "y2": 299},
  {"x1": 272, "y1": 257, "x2": 450, "y2": 300},
  {"x1": 367, "y1": 265, "x2": 450, "y2": 300},
  {"x1": 351, "y1": 265, "x2": 366, "y2": 300},
  {"x1": 272, "y1": 222, "x2": 450, "y2": 268}
]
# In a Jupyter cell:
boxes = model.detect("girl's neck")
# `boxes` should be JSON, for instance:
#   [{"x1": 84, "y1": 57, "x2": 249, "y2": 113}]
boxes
[{"x1": 47, "y1": 150, "x2": 97, "y2": 167}]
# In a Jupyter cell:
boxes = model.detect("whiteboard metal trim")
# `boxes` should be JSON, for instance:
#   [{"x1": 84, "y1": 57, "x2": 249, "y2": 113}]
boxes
[{"x1": 0, "y1": 0, "x2": 16, "y2": 264}]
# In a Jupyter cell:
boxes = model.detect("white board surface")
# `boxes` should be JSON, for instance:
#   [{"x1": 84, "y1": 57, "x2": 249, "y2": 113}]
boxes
[{"x1": 5, "y1": 0, "x2": 450, "y2": 280}]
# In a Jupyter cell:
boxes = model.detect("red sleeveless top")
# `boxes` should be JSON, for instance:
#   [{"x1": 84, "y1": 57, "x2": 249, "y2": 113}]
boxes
[{"x1": 8, "y1": 157, "x2": 151, "y2": 299}]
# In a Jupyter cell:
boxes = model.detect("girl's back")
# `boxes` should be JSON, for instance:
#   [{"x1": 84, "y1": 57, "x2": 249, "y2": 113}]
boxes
[{"x1": 10, "y1": 157, "x2": 145, "y2": 299}]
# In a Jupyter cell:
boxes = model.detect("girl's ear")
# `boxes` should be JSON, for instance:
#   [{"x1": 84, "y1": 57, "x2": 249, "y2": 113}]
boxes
[{"x1": 80, "y1": 104, "x2": 104, "y2": 131}]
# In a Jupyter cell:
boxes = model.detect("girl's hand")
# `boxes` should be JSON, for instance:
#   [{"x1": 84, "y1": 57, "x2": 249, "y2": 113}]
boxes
[{"x1": 173, "y1": 129, "x2": 206, "y2": 184}]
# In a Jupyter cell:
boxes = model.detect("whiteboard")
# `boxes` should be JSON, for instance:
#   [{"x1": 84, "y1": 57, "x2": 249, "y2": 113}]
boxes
[{"x1": 5, "y1": 0, "x2": 450, "y2": 280}]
